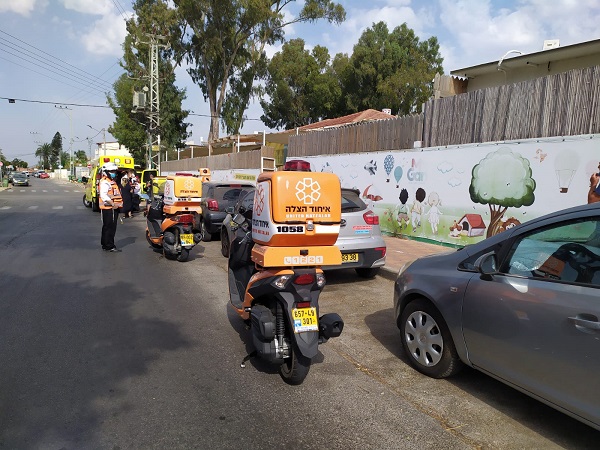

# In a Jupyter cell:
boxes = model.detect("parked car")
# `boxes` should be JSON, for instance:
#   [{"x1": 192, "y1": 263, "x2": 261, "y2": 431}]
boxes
[
  {"x1": 393, "y1": 202, "x2": 600, "y2": 431},
  {"x1": 39, "y1": 172, "x2": 50, "y2": 179},
  {"x1": 199, "y1": 182, "x2": 255, "y2": 242},
  {"x1": 220, "y1": 187, "x2": 387, "y2": 278},
  {"x1": 11, "y1": 172, "x2": 29, "y2": 186}
]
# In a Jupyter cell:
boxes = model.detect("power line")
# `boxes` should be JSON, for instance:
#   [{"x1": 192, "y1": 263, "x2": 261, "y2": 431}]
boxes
[{"x1": 0, "y1": 96, "x2": 111, "y2": 108}]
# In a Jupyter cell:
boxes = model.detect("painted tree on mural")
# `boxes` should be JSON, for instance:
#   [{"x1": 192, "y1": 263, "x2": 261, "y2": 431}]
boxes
[{"x1": 469, "y1": 147, "x2": 536, "y2": 237}]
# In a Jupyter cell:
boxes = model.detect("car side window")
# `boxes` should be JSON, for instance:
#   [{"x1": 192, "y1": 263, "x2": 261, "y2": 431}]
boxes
[{"x1": 502, "y1": 218, "x2": 600, "y2": 287}]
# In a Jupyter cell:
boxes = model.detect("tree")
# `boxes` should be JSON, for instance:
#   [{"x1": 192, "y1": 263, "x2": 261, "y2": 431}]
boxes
[
  {"x1": 60, "y1": 151, "x2": 70, "y2": 169},
  {"x1": 74, "y1": 150, "x2": 88, "y2": 166},
  {"x1": 50, "y1": 132, "x2": 63, "y2": 169},
  {"x1": 340, "y1": 22, "x2": 443, "y2": 115},
  {"x1": 173, "y1": 0, "x2": 345, "y2": 141},
  {"x1": 35, "y1": 143, "x2": 52, "y2": 169},
  {"x1": 260, "y1": 38, "x2": 340, "y2": 130},
  {"x1": 11, "y1": 158, "x2": 28, "y2": 168},
  {"x1": 469, "y1": 147, "x2": 536, "y2": 238},
  {"x1": 108, "y1": 0, "x2": 189, "y2": 167}
]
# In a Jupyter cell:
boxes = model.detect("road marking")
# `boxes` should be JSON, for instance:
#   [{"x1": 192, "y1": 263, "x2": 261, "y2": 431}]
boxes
[
  {"x1": 20, "y1": 189, "x2": 26, "y2": 192},
  {"x1": 0, "y1": 206, "x2": 10, "y2": 210},
  {"x1": 31, "y1": 190, "x2": 37, "y2": 192},
  {"x1": 64, "y1": 190, "x2": 70, "y2": 192},
  {"x1": 42, "y1": 190, "x2": 48, "y2": 192},
  {"x1": 28, "y1": 206, "x2": 39, "y2": 209},
  {"x1": 52, "y1": 206, "x2": 63, "y2": 209}
]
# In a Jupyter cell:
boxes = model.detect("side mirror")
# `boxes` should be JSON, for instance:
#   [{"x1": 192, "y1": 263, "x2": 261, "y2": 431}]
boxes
[
  {"x1": 233, "y1": 213, "x2": 246, "y2": 226},
  {"x1": 81, "y1": 176, "x2": 88, "y2": 184},
  {"x1": 473, "y1": 251, "x2": 498, "y2": 280},
  {"x1": 225, "y1": 206, "x2": 234, "y2": 214}
]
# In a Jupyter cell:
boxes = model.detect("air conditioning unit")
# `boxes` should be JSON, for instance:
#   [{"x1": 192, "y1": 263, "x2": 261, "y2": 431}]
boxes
[{"x1": 542, "y1": 39, "x2": 560, "y2": 51}]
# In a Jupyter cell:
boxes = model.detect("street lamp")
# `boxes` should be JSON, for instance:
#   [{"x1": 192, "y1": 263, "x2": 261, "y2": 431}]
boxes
[
  {"x1": 87, "y1": 125, "x2": 106, "y2": 157},
  {"x1": 55, "y1": 105, "x2": 73, "y2": 178}
]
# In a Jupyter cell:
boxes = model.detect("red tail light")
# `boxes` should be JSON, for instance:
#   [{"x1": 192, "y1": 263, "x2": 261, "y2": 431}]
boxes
[
  {"x1": 294, "y1": 274, "x2": 315, "y2": 285},
  {"x1": 176, "y1": 214, "x2": 195, "y2": 223},
  {"x1": 296, "y1": 301, "x2": 312, "y2": 309},
  {"x1": 207, "y1": 199, "x2": 219, "y2": 211},
  {"x1": 363, "y1": 210, "x2": 379, "y2": 225},
  {"x1": 375, "y1": 247, "x2": 386, "y2": 258}
]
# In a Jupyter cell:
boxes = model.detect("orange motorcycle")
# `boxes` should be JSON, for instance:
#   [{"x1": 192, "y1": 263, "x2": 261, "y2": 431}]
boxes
[
  {"x1": 228, "y1": 171, "x2": 344, "y2": 384},
  {"x1": 146, "y1": 175, "x2": 203, "y2": 261}
]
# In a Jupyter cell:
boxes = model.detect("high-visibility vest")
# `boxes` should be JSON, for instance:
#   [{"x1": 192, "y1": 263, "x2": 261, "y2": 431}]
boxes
[{"x1": 99, "y1": 177, "x2": 123, "y2": 209}]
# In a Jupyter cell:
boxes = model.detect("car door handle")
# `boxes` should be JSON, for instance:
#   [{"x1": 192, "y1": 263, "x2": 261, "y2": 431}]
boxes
[{"x1": 568, "y1": 315, "x2": 600, "y2": 330}]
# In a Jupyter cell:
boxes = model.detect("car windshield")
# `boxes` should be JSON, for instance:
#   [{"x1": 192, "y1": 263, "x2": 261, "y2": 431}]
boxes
[
  {"x1": 341, "y1": 189, "x2": 366, "y2": 212},
  {"x1": 14, "y1": 173, "x2": 27, "y2": 179},
  {"x1": 214, "y1": 186, "x2": 252, "y2": 203}
]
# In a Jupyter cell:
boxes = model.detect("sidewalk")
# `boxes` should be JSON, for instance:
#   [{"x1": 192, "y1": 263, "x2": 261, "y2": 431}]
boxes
[{"x1": 379, "y1": 235, "x2": 455, "y2": 281}]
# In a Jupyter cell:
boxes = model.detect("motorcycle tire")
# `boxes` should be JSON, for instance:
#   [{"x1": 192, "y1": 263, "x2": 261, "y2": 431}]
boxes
[
  {"x1": 163, "y1": 248, "x2": 178, "y2": 260},
  {"x1": 146, "y1": 229, "x2": 162, "y2": 249},
  {"x1": 177, "y1": 248, "x2": 190, "y2": 262},
  {"x1": 279, "y1": 342, "x2": 311, "y2": 385}
]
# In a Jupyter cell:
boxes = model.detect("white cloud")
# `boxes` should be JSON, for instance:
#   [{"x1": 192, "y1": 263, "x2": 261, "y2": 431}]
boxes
[
  {"x1": 60, "y1": 0, "x2": 113, "y2": 15},
  {"x1": 81, "y1": 12, "x2": 127, "y2": 56},
  {"x1": 0, "y1": 0, "x2": 39, "y2": 16}
]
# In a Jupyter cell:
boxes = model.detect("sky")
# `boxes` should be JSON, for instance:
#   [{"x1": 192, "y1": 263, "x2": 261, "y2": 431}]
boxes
[{"x1": 1, "y1": 0, "x2": 599, "y2": 166}]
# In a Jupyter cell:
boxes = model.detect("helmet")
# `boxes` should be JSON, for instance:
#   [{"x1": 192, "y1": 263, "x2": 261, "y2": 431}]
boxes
[{"x1": 101, "y1": 162, "x2": 119, "y2": 175}]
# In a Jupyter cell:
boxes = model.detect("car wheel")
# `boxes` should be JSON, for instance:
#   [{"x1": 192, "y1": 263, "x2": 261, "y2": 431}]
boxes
[
  {"x1": 355, "y1": 267, "x2": 380, "y2": 278},
  {"x1": 201, "y1": 221, "x2": 212, "y2": 242},
  {"x1": 221, "y1": 228, "x2": 230, "y2": 258},
  {"x1": 399, "y1": 298, "x2": 463, "y2": 379},
  {"x1": 83, "y1": 194, "x2": 92, "y2": 208}
]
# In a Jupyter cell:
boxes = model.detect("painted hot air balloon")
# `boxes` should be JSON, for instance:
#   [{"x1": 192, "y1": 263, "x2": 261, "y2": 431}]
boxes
[
  {"x1": 394, "y1": 166, "x2": 403, "y2": 188},
  {"x1": 384, "y1": 155, "x2": 394, "y2": 182}
]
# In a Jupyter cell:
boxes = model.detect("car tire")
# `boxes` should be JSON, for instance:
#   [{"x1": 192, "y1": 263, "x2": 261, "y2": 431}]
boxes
[
  {"x1": 201, "y1": 221, "x2": 212, "y2": 242},
  {"x1": 83, "y1": 194, "x2": 92, "y2": 208},
  {"x1": 221, "y1": 228, "x2": 230, "y2": 258},
  {"x1": 399, "y1": 298, "x2": 463, "y2": 379},
  {"x1": 355, "y1": 267, "x2": 380, "y2": 278}
]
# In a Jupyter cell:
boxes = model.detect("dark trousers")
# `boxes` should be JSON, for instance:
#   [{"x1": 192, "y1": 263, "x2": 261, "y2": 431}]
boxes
[{"x1": 101, "y1": 208, "x2": 119, "y2": 249}]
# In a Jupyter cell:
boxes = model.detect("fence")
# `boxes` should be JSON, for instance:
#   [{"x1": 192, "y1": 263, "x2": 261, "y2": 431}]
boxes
[
  {"x1": 288, "y1": 65, "x2": 600, "y2": 157},
  {"x1": 160, "y1": 147, "x2": 275, "y2": 173}
]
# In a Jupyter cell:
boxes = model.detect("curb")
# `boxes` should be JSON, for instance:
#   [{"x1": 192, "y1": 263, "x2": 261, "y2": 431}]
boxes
[{"x1": 379, "y1": 266, "x2": 398, "y2": 282}]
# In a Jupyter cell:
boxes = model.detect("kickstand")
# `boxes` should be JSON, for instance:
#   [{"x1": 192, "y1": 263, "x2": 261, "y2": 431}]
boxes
[{"x1": 240, "y1": 351, "x2": 257, "y2": 368}]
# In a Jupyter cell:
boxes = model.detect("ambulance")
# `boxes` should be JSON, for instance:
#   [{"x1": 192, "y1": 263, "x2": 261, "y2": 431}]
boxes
[{"x1": 82, "y1": 155, "x2": 136, "y2": 212}]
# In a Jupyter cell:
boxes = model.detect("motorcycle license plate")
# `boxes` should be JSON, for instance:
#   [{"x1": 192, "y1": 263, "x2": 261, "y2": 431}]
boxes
[
  {"x1": 292, "y1": 307, "x2": 318, "y2": 333},
  {"x1": 341, "y1": 253, "x2": 359, "y2": 263},
  {"x1": 180, "y1": 233, "x2": 194, "y2": 245}
]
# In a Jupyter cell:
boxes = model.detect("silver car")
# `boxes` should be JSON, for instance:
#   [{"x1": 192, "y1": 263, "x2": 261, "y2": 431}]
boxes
[
  {"x1": 324, "y1": 188, "x2": 386, "y2": 278},
  {"x1": 394, "y1": 202, "x2": 600, "y2": 431}
]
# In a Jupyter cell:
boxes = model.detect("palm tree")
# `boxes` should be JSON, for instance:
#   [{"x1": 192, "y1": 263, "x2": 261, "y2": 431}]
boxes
[{"x1": 35, "y1": 143, "x2": 52, "y2": 170}]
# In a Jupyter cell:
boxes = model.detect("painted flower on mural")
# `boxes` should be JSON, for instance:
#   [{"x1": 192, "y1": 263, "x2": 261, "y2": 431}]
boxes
[{"x1": 469, "y1": 147, "x2": 536, "y2": 238}]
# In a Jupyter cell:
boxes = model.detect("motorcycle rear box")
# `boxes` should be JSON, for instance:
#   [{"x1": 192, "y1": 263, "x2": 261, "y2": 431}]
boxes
[
  {"x1": 251, "y1": 172, "x2": 342, "y2": 247},
  {"x1": 163, "y1": 175, "x2": 202, "y2": 214}
]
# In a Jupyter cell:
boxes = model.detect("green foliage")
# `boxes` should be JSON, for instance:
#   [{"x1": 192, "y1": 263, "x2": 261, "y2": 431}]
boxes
[
  {"x1": 10, "y1": 158, "x2": 28, "y2": 168},
  {"x1": 260, "y1": 39, "x2": 340, "y2": 130},
  {"x1": 174, "y1": 0, "x2": 345, "y2": 139},
  {"x1": 35, "y1": 143, "x2": 52, "y2": 169},
  {"x1": 49, "y1": 132, "x2": 62, "y2": 169},
  {"x1": 340, "y1": 22, "x2": 443, "y2": 115}
]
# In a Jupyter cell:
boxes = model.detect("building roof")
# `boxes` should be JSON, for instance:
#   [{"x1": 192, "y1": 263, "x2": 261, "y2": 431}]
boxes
[
  {"x1": 297, "y1": 109, "x2": 396, "y2": 131},
  {"x1": 450, "y1": 38, "x2": 600, "y2": 79}
]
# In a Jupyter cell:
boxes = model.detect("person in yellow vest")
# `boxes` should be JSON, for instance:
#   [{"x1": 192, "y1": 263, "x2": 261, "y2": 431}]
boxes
[{"x1": 99, "y1": 162, "x2": 123, "y2": 252}]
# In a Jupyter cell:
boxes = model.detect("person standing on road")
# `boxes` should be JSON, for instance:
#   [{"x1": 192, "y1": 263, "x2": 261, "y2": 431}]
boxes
[
  {"x1": 120, "y1": 174, "x2": 133, "y2": 218},
  {"x1": 99, "y1": 162, "x2": 123, "y2": 252}
]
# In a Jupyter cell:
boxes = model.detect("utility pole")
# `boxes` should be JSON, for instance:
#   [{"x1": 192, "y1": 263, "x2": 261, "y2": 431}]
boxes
[
  {"x1": 55, "y1": 105, "x2": 73, "y2": 178},
  {"x1": 138, "y1": 33, "x2": 169, "y2": 169}
]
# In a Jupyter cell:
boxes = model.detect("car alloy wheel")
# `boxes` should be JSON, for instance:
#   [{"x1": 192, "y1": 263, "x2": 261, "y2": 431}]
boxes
[{"x1": 399, "y1": 299, "x2": 462, "y2": 378}]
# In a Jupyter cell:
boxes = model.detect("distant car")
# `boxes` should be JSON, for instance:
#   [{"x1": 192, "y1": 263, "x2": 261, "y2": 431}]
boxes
[
  {"x1": 7, "y1": 171, "x2": 15, "y2": 183},
  {"x1": 39, "y1": 172, "x2": 50, "y2": 179},
  {"x1": 199, "y1": 181, "x2": 255, "y2": 242},
  {"x1": 220, "y1": 187, "x2": 387, "y2": 278},
  {"x1": 393, "y1": 202, "x2": 600, "y2": 431},
  {"x1": 11, "y1": 172, "x2": 29, "y2": 186}
]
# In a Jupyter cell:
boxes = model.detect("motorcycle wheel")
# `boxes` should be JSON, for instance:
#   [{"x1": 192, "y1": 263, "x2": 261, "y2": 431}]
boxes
[
  {"x1": 177, "y1": 247, "x2": 190, "y2": 262},
  {"x1": 146, "y1": 230, "x2": 162, "y2": 249},
  {"x1": 279, "y1": 343, "x2": 311, "y2": 385}
]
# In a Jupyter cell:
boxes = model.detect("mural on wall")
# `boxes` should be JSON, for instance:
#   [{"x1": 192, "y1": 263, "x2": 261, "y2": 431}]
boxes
[{"x1": 304, "y1": 134, "x2": 600, "y2": 246}]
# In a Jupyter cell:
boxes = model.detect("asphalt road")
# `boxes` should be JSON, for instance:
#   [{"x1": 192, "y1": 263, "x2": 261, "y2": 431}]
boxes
[{"x1": 0, "y1": 177, "x2": 597, "y2": 449}]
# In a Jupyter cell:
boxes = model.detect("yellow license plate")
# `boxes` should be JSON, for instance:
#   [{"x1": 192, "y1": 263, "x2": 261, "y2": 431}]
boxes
[
  {"x1": 180, "y1": 233, "x2": 194, "y2": 245},
  {"x1": 292, "y1": 307, "x2": 318, "y2": 333},
  {"x1": 341, "y1": 253, "x2": 359, "y2": 263}
]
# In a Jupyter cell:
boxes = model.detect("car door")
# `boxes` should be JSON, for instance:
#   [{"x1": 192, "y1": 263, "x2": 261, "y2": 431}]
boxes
[{"x1": 462, "y1": 216, "x2": 600, "y2": 426}]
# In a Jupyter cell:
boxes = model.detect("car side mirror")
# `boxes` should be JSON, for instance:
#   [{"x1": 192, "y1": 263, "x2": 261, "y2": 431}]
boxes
[
  {"x1": 225, "y1": 206, "x2": 234, "y2": 214},
  {"x1": 81, "y1": 176, "x2": 88, "y2": 184},
  {"x1": 474, "y1": 251, "x2": 498, "y2": 280}
]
